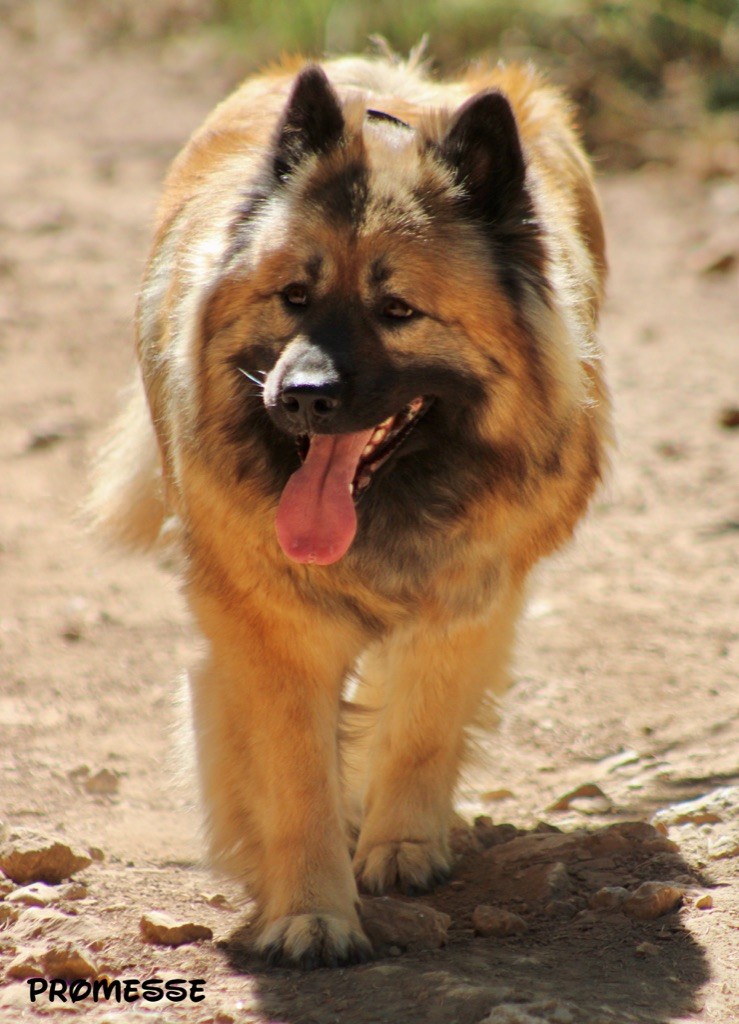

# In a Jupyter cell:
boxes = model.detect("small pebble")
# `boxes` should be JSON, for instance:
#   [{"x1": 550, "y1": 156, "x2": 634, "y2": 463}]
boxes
[
  {"x1": 84, "y1": 769, "x2": 120, "y2": 797},
  {"x1": 719, "y1": 405, "x2": 739, "y2": 428},
  {"x1": 548, "y1": 782, "x2": 612, "y2": 813},
  {"x1": 203, "y1": 892, "x2": 232, "y2": 909},
  {"x1": 472, "y1": 905, "x2": 527, "y2": 937},
  {"x1": 62, "y1": 882, "x2": 88, "y2": 901},
  {"x1": 623, "y1": 881, "x2": 684, "y2": 920},
  {"x1": 140, "y1": 911, "x2": 213, "y2": 947},
  {"x1": 589, "y1": 886, "x2": 630, "y2": 911},
  {"x1": 636, "y1": 941, "x2": 661, "y2": 956}
]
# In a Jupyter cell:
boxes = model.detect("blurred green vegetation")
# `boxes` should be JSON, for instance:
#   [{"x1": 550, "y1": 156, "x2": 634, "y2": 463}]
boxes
[
  {"x1": 208, "y1": 0, "x2": 739, "y2": 168},
  {"x1": 12, "y1": 0, "x2": 739, "y2": 170}
]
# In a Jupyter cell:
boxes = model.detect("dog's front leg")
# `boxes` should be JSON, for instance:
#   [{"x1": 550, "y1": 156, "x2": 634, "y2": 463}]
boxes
[
  {"x1": 353, "y1": 585, "x2": 524, "y2": 895},
  {"x1": 188, "y1": 588, "x2": 371, "y2": 968}
]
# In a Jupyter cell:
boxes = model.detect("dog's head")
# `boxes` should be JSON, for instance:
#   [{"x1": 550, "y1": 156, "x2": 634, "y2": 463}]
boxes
[{"x1": 186, "y1": 66, "x2": 592, "y2": 566}]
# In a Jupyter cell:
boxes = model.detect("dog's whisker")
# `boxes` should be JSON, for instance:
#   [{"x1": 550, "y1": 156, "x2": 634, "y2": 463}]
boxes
[{"x1": 238, "y1": 368, "x2": 266, "y2": 389}]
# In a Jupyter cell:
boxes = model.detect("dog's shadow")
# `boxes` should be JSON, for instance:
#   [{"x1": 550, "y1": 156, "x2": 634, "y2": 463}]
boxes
[{"x1": 221, "y1": 819, "x2": 710, "y2": 1024}]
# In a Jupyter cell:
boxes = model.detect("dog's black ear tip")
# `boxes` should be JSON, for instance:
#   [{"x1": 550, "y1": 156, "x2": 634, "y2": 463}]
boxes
[
  {"x1": 290, "y1": 63, "x2": 332, "y2": 98},
  {"x1": 462, "y1": 88, "x2": 516, "y2": 123},
  {"x1": 440, "y1": 87, "x2": 527, "y2": 213},
  {"x1": 447, "y1": 89, "x2": 521, "y2": 155},
  {"x1": 273, "y1": 63, "x2": 345, "y2": 179},
  {"x1": 285, "y1": 63, "x2": 342, "y2": 121}
]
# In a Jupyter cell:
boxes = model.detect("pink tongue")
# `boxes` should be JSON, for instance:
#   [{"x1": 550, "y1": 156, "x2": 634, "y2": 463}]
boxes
[{"x1": 276, "y1": 428, "x2": 374, "y2": 565}]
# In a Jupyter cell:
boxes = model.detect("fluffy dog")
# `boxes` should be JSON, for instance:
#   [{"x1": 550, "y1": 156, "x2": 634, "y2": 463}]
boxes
[{"x1": 90, "y1": 48, "x2": 611, "y2": 967}]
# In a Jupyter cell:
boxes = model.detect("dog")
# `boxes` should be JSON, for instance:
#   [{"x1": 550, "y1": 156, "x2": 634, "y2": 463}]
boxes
[{"x1": 89, "y1": 46, "x2": 611, "y2": 968}]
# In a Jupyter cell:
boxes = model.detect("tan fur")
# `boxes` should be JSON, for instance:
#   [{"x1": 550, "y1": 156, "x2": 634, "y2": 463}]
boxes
[{"x1": 89, "y1": 51, "x2": 611, "y2": 967}]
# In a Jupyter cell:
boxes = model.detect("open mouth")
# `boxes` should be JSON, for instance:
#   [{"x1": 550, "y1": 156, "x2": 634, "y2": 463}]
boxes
[
  {"x1": 276, "y1": 397, "x2": 432, "y2": 565},
  {"x1": 297, "y1": 396, "x2": 432, "y2": 500}
]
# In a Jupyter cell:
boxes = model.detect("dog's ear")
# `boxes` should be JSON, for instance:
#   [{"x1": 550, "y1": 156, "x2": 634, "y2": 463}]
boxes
[
  {"x1": 440, "y1": 90, "x2": 526, "y2": 222},
  {"x1": 273, "y1": 66, "x2": 344, "y2": 181}
]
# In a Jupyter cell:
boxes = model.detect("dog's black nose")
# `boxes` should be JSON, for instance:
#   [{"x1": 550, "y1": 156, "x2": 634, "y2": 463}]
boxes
[{"x1": 280, "y1": 384, "x2": 341, "y2": 430}]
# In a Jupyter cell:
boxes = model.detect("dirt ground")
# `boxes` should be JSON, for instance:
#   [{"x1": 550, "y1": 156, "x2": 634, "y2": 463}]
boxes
[{"x1": 0, "y1": 15, "x2": 738, "y2": 1024}]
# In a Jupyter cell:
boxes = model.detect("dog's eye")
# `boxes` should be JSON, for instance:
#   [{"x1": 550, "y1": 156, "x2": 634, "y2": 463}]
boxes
[
  {"x1": 382, "y1": 297, "x2": 416, "y2": 320},
  {"x1": 283, "y1": 283, "x2": 309, "y2": 307}
]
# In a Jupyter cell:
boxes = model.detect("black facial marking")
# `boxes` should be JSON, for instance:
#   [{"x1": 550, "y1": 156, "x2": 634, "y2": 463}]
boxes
[
  {"x1": 366, "y1": 109, "x2": 412, "y2": 130},
  {"x1": 223, "y1": 183, "x2": 273, "y2": 266},
  {"x1": 370, "y1": 259, "x2": 391, "y2": 285},
  {"x1": 303, "y1": 159, "x2": 369, "y2": 225}
]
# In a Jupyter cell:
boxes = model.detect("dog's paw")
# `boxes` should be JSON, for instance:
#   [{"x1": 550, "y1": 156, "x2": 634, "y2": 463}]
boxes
[
  {"x1": 257, "y1": 913, "x2": 373, "y2": 969},
  {"x1": 353, "y1": 838, "x2": 451, "y2": 896}
]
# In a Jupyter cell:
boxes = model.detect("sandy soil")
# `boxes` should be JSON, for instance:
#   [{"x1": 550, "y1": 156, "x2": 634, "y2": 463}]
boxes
[{"x1": 0, "y1": 17, "x2": 737, "y2": 1024}]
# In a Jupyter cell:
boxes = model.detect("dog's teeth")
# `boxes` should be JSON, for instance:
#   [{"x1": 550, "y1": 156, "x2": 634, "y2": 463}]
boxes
[{"x1": 361, "y1": 443, "x2": 375, "y2": 457}]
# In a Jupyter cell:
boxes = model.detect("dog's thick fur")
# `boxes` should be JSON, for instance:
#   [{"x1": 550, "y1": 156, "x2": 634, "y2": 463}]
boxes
[{"x1": 90, "y1": 49, "x2": 611, "y2": 967}]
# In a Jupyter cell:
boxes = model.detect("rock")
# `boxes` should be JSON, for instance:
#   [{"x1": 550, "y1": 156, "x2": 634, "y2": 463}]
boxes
[
  {"x1": 545, "y1": 861, "x2": 572, "y2": 899},
  {"x1": 7, "y1": 882, "x2": 57, "y2": 907},
  {"x1": 548, "y1": 783, "x2": 613, "y2": 814},
  {"x1": 607, "y1": 821, "x2": 662, "y2": 843},
  {"x1": 83, "y1": 769, "x2": 120, "y2": 797},
  {"x1": 41, "y1": 943, "x2": 98, "y2": 979},
  {"x1": 545, "y1": 900, "x2": 577, "y2": 919},
  {"x1": 6, "y1": 952, "x2": 43, "y2": 980},
  {"x1": 0, "y1": 904, "x2": 19, "y2": 925},
  {"x1": 474, "y1": 818, "x2": 522, "y2": 849},
  {"x1": 480, "y1": 788, "x2": 515, "y2": 803},
  {"x1": 643, "y1": 835, "x2": 679, "y2": 854},
  {"x1": 719, "y1": 405, "x2": 739, "y2": 429},
  {"x1": 623, "y1": 881, "x2": 684, "y2": 920},
  {"x1": 472, "y1": 905, "x2": 527, "y2": 937},
  {"x1": 449, "y1": 826, "x2": 483, "y2": 855},
  {"x1": 653, "y1": 786, "x2": 739, "y2": 827},
  {"x1": 61, "y1": 882, "x2": 88, "y2": 901},
  {"x1": 478, "y1": 1005, "x2": 544, "y2": 1023},
  {"x1": 695, "y1": 895, "x2": 713, "y2": 909},
  {"x1": 706, "y1": 832, "x2": 739, "y2": 860},
  {"x1": 16, "y1": 907, "x2": 72, "y2": 939},
  {"x1": 533, "y1": 822, "x2": 562, "y2": 834},
  {"x1": 636, "y1": 941, "x2": 661, "y2": 956},
  {"x1": 693, "y1": 248, "x2": 737, "y2": 276},
  {"x1": 0, "y1": 829, "x2": 92, "y2": 884},
  {"x1": 462, "y1": 821, "x2": 686, "y2": 911},
  {"x1": 139, "y1": 911, "x2": 213, "y2": 947},
  {"x1": 24, "y1": 419, "x2": 84, "y2": 452},
  {"x1": 359, "y1": 896, "x2": 451, "y2": 952},
  {"x1": 88, "y1": 847, "x2": 105, "y2": 862},
  {"x1": 589, "y1": 886, "x2": 629, "y2": 911},
  {"x1": 202, "y1": 892, "x2": 232, "y2": 909},
  {"x1": 598, "y1": 749, "x2": 641, "y2": 773}
]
